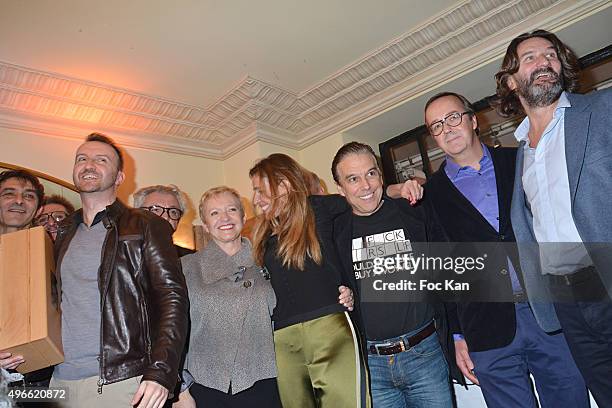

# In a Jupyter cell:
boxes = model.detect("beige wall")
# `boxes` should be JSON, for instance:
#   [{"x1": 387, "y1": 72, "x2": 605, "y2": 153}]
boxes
[
  {"x1": 299, "y1": 133, "x2": 344, "y2": 194},
  {"x1": 222, "y1": 133, "x2": 377, "y2": 199},
  {"x1": 1, "y1": 128, "x2": 80, "y2": 185},
  {"x1": 259, "y1": 141, "x2": 300, "y2": 159},
  {"x1": 0, "y1": 127, "x2": 224, "y2": 248},
  {"x1": 1, "y1": 126, "x2": 382, "y2": 246},
  {"x1": 222, "y1": 142, "x2": 261, "y2": 218},
  {"x1": 342, "y1": 132, "x2": 386, "y2": 156},
  {"x1": 120, "y1": 145, "x2": 224, "y2": 248}
]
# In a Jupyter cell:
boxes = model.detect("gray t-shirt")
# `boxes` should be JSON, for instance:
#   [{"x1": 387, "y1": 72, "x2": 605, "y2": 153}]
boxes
[{"x1": 53, "y1": 221, "x2": 105, "y2": 380}]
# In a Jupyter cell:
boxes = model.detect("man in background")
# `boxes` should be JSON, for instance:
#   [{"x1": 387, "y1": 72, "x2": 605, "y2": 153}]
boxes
[
  {"x1": 0, "y1": 169, "x2": 43, "y2": 236},
  {"x1": 34, "y1": 194, "x2": 76, "y2": 241},
  {"x1": 0, "y1": 169, "x2": 44, "y2": 375},
  {"x1": 133, "y1": 184, "x2": 194, "y2": 257}
]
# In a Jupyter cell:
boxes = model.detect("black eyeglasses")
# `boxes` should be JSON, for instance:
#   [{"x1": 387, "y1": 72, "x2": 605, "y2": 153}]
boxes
[
  {"x1": 140, "y1": 205, "x2": 183, "y2": 220},
  {"x1": 34, "y1": 211, "x2": 68, "y2": 226},
  {"x1": 428, "y1": 111, "x2": 472, "y2": 136}
]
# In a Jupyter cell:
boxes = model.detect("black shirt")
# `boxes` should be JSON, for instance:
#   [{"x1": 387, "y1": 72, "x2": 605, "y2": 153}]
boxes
[
  {"x1": 175, "y1": 244, "x2": 195, "y2": 258},
  {"x1": 352, "y1": 200, "x2": 433, "y2": 340},
  {"x1": 264, "y1": 196, "x2": 348, "y2": 330}
]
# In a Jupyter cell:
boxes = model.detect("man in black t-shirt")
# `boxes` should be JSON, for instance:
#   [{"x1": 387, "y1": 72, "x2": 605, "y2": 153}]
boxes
[{"x1": 331, "y1": 142, "x2": 455, "y2": 408}]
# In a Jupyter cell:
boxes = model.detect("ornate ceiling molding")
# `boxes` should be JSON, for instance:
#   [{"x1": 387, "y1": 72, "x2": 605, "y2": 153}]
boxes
[{"x1": 0, "y1": 0, "x2": 608, "y2": 159}]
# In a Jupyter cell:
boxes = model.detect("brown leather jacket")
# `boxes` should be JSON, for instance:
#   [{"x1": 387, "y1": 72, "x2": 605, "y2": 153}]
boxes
[{"x1": 54, "y1": 200, "x2": 188, "y2": 394}]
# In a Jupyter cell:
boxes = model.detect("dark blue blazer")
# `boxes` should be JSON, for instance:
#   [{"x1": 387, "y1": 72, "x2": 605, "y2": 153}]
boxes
[
  {"x1": 425, "y1": 145, "x2": 526, "y2": 352},
  {"x1": 511, "y1": 88, "x2": 612, "y2": 332}
]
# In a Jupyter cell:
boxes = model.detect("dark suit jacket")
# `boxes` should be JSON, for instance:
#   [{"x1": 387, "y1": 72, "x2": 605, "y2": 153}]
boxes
[
  {"x1": 332, "y1": 196, "x2": 464, "y2": 385},
  {"x1": 426, "y1": 145, "x2": 525, "y2": 352},
  {"x1": 511, "y1": 89, "x2": 612, "y2": 332}
]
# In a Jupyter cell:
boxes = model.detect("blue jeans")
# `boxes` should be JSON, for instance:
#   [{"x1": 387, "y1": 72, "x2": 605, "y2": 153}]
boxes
[
  {"x1": 469, "y1": 303, "x2": 588, "y2": 408},
  {"x1": 367, "y1": 324, "x2": 452, "y2": 408}
]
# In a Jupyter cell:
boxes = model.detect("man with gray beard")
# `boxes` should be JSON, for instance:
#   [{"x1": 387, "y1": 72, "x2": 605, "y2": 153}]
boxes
[{"x1": 496, "y1": 30, "x2": 612, "y2": 406}]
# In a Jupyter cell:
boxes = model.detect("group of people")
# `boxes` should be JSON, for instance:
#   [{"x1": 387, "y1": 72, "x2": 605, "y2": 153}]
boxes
[{"x1": 0, "y1": 29, "x2": 610, "y2": 408}]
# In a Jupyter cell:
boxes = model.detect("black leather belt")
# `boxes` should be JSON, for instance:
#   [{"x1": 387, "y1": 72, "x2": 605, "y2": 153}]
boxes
[
  {"x1": 369, "y1": 322, "x2": 435, "y2": 356},
  {"x1": 548, "y1": 265, "x2": 596, "y2": 287},
  {"x1": 548, "y1": 265, "x2": 609, "y2": 302}
]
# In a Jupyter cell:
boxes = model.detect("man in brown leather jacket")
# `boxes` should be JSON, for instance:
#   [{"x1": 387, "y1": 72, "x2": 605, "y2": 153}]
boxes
[{"x1": 48, "y1": 133, "x2": 188, "y2": 408}]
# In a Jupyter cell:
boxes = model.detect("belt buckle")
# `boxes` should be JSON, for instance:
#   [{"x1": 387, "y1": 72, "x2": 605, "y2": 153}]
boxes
[
  {"x1": 375, "y1": 339, "x2": 408, "y2": 355},
  {"x1": 374, "y1": 342, "x2": 392, "y2": 354}
]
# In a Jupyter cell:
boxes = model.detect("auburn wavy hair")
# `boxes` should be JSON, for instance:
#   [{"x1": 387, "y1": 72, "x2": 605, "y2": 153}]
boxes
[
  {"x1": 249, "y1": 154, "x2": 322, "y2": 270},
  {"x1": 494, "y1": 29, "x2": 580, "y2": 117}
]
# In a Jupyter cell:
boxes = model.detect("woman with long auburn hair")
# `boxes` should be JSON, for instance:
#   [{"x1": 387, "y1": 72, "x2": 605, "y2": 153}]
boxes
[{"x1": 249, "y1": 153, "x2": 370, "y2": 408}]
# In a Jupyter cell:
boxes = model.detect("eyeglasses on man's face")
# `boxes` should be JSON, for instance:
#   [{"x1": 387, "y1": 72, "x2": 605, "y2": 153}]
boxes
[
  {"x1": 428, "y1": 111, "x2": 472, "y2": 136},
  {"x1": 140, "y1": 205, "x2": 183, "y2": 220},
  {"x1": 34, "y1": 211, "x2": 68, "y2": 226}
]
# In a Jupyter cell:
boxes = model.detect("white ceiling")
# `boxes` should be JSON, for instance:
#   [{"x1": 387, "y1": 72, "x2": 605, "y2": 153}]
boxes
[
  {"x1": 0, "y1": 0, "x2": 610, "y2": 158},
  {"x1": 346, "y1": 6, "x2": 612, "y2": 146},
  {"x1": 0, "y1": 0, "x2": 455, "y2": 106}
]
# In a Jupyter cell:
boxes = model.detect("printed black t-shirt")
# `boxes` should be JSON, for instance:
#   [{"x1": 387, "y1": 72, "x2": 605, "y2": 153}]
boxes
[{"x1": 352, "y1": 200, "x2": 433, "y2": 340}]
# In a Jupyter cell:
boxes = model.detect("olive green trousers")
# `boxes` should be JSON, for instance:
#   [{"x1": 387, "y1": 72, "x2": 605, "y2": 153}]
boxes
[{"x1": 274, "y1": 312, "x2": 371, "y2": 408}]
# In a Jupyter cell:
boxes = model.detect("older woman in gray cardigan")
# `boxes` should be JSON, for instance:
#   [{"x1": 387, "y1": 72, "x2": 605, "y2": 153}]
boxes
[{"x1": 174, "y1": 186, "x2": 281, "y2": 408}]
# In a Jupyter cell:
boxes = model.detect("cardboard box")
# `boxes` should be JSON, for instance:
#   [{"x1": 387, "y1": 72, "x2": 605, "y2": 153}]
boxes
[{"x1": 0, "y1": 227, "x2": 63, "y2": 373}]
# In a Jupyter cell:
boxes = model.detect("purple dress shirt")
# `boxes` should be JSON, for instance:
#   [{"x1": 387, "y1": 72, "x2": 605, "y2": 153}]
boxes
[{"x1": 444, "y1": 144, "x2": 523, "y2": 294}]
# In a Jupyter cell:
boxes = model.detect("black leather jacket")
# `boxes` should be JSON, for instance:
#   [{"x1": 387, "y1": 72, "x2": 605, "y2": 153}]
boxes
[{"x1": 54, "y1": 200, "x2": 188, "y2": 394}]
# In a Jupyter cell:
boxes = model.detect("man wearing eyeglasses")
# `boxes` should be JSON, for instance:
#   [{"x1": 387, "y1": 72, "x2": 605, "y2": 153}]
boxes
[
  {"x1": 423, "y1": 92, "x2": 587, "y2": 407},
  {"x1": 34, "y1": 195, "x2": 76, "y2": 241},
  {"x1": 133, "y1": 184, "x2": 195, "y2": 258},
  {"x1": 133, "y1": 184, "x2": 194, "y2": 407}
]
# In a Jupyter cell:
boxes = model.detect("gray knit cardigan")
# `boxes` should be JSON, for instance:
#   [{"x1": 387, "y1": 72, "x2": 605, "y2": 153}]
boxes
[{"x1": 180, "y1": 238, "x2": 277, "y2": 394}]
